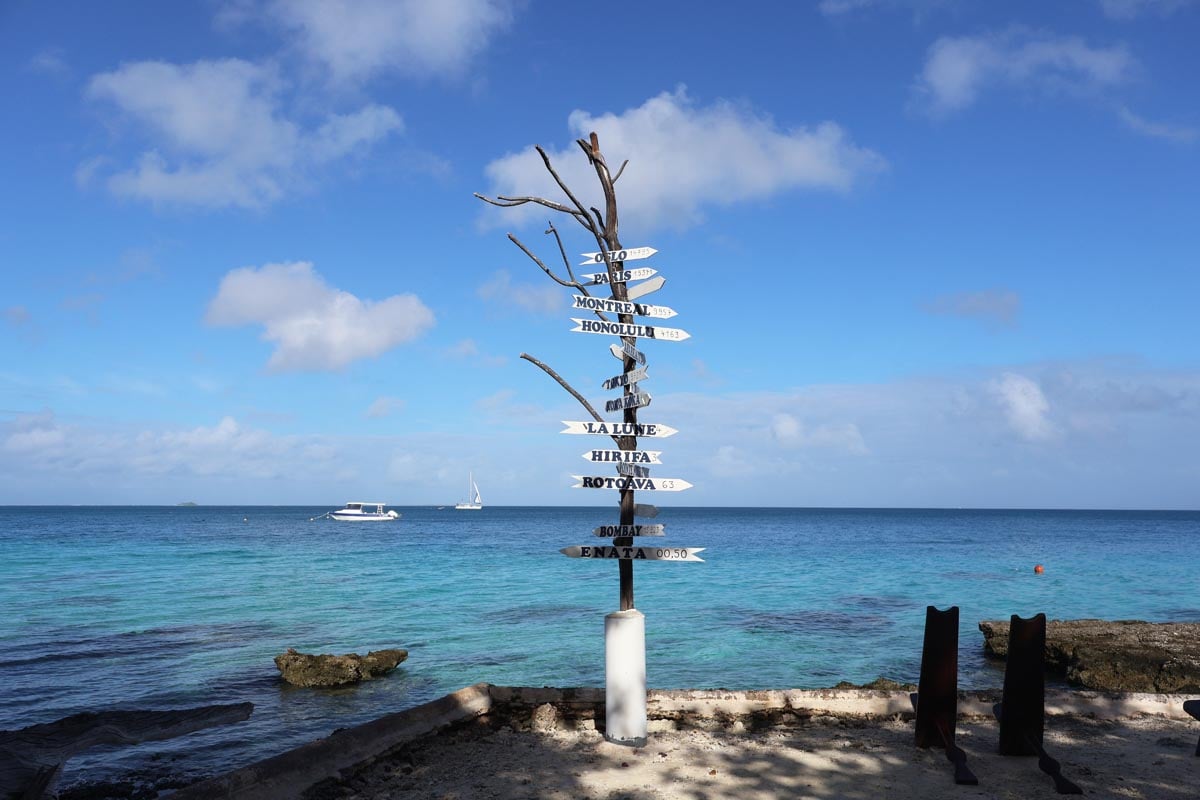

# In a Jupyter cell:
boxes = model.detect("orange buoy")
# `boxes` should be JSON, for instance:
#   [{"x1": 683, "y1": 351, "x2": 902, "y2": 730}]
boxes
[{"x1": 1033, "y1": 564, "x2": 1045, "y2": 575}]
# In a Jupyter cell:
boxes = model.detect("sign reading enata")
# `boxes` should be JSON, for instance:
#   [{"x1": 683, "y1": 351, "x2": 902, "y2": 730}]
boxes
[{"x1": 560, "y1": 545, "x2": 705, "y2": 562}]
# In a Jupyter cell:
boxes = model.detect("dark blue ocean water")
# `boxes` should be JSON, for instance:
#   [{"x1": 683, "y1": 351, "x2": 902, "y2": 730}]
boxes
[{"x1": 1, "y1": 505, "x2": 1197, "y2": 787}]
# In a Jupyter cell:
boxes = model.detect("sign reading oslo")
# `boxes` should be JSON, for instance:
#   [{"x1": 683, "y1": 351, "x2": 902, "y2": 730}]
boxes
[
  {"x1": 561, "y1": 545, "x2": 705, "y2": 562},
  {"x1": 579, "y1": 247, "x2": 657, "y2": 265}
]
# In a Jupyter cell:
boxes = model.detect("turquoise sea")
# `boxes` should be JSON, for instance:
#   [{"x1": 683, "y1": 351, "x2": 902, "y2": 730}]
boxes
[{"x1": 1, "y1": 506, "x2": 1197, "y2": 790}]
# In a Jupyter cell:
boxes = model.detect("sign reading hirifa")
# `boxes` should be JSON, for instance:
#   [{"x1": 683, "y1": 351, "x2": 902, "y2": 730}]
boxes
[{"x1": 561, "y1": 545, "x2": 704, "y2": 562}]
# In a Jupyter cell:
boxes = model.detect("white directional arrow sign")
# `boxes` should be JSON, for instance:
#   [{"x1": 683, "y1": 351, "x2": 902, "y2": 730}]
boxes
[
  {"x1": 579, "y1": 247, "x2": 657, "y2": 266},
  {"x1": 602, "y1": 365, "x2": 648, "y2": 391},
  {"x1": 626, "y1": 276, "x2": 666, "y2": 301},
  {"x1": 572, "y1": 319, "x2": 690, "y2": 342},
  {"x1": 609, "y1": 341, "x2": 646, "y2": 365},
  {"x1": 583, "y1": 449, "x2": 663, "y2": 464},
  {"x1": 580, "y1": 267, "x2": 657, "y2": 286},
  {"x1": 561, "y1": 421, "x2": 678, "y2": 438},
  {"x1": 605, "y1": 392, "x2": 650, "y2": 412},
  {"x1": 572, "y1": 475, "x2": 693, "y2": 492},
  {"x1": 561, "y1": 545, "x2": 704, "y2": 562},
  {"x1": 635, "y1": 503, "x2": 659, "y2": 518},
  {"x1": 572, "y1": 294, "x2": 677, "y2": 319},
  {"x1": 592, "y1": 524, "x2": 665, "y2": 538}
]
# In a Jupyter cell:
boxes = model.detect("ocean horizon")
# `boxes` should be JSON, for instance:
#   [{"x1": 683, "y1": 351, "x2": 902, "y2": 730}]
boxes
[{"x1": 2, "y1": 505, "x2": 1197, "y2": 790}]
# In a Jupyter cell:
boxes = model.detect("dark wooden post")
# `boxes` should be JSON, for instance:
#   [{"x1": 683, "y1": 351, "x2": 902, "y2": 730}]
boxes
[{"x1": 998, "y1": 613, "x2": 1046, "y2": 756}]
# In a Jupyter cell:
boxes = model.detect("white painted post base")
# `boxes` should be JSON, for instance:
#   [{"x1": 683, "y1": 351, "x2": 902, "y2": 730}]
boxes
[{"x1": 604, "y1": 608, "x2": 647, "y2": 746}]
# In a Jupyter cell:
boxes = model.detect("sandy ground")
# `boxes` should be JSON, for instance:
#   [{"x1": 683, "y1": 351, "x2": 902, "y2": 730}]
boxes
[{"x1": 313, "y1": 714, "x2": 1198, "y2": 800}]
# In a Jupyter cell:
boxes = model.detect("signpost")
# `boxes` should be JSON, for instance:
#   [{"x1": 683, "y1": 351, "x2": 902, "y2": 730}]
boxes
[
  {"x1": 572, "y1": 475, "x2": 693, "y2": 492},
  {"x1": 580, "y1": 267, "x2": 657, "y2": 286},
  {"x1": 634, "y1": 503, "x2": 659, "y2": 518},
  {"x1": 561, "y1": 545, "x2": 704, "y2": 562},
  {"x1": 602, "y1": 365, "x2": 648, "y2": 390},
  {"x1": 626, "y1": 276, "x2": 665, "y2": 301},
  {"x1": 571, "y1": 318, "x2": 691, "y2": 342},
  {"x1": 583, "y1": 449, "x2": 663, "y2": 464},
  {"x1": 560, "y1": 420, "x2": 678, "y2": 437},
  {"x1": 592, "y1": 524, "x2": 665, "y2": 538},
  {"x1": 572, "y1": 294, "x2": 677, "y2": 319},
  {"x1": 609, "y1": 341, "x2": 646, "y2": 365},
  {"x1": 616, "y1": 463, "x2": 651, "y2": 478},
  {"x1": 605, "y1": 392, "x2": 651, "y2": 412},
  {"x1": 579, "y1": 247, "x2": 657, "y2": 265}
]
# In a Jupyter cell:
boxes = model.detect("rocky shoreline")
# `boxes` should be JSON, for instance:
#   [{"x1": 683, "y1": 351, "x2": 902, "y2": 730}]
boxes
[{"x1": 978, "y1": 619, "x2": 1200, "y2": 693}]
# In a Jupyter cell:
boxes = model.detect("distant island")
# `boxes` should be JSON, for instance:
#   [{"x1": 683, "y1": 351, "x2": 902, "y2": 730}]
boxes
[{"x1": 176, "y1": 501, "x2": 198, "y2": 506}]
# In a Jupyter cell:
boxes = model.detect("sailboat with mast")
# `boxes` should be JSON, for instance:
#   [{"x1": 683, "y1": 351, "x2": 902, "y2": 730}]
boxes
[{"x1": 455, "y1": 472, "x2": 483, "y2": 510}]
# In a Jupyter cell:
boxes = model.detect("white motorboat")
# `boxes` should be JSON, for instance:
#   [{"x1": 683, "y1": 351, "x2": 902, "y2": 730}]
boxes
[
  {"x1": 317, "y1": 502, "x2": 400, "y2": 521},
  {"x1": 454, "y1": 473, "x2": 483, "y2": 510}
]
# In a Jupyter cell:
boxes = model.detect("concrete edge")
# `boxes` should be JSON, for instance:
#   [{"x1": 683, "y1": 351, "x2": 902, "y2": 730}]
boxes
[
  {"x1": 173, "y1": 685, "x2": 1198, "y2": 798},
  {"x1": 170, "y1": 682, "x2": 493, "y2": 800}
]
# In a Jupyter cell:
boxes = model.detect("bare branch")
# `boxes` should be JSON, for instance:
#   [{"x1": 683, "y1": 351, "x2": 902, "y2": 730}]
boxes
[
  {"x1": 520, "y1": 353, "x2": 620, "y2": 446},
  {"x1": 474, "y1": 192, "x2": 584, "y2": 218},
  {"x1": 535, "y1": 146, "x2": 603, "y2": 241},
  {"x1": 545, "y1": 222, "x2": 580, "y2": 285},
  {"x1": 611, "y1": 159, "x2": 629, "y2": 184},
  {"x1": 590, "y1": 207, "x2": 605, "y2": 231},
  {"x1": 508, "y1": 234, "x2": 580, "y2": 289}
]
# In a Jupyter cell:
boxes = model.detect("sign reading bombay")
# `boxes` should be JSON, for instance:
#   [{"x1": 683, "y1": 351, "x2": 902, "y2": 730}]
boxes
[{"x1": 592, "y1": 524, "x2": 665, "y2": 538}]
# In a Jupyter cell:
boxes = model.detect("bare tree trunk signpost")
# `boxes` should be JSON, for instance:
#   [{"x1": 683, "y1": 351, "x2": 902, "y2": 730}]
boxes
[{"x1": 477, "y1": 133, "x2": 701, "y2": 746}]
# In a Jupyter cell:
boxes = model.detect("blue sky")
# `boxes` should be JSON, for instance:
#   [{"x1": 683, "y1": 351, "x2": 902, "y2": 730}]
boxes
[{"x1": 1, "y1": 0, "x2": 1197, "y2": 508}]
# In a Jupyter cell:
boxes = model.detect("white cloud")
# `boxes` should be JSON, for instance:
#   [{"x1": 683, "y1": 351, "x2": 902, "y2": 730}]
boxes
[
  {"x1": 259, "y1": 0, "x2": 515, "y2": 83},
  {"x1": 923, "y1": 289, "x2": 1020, "y2": 327},
  {"x1": 1099, "y1": 0, "x2": 1194, "y2": 18},
  {"x1": 86, "y1": 59, "x2": 402, "y2": 209},
  {"x1": 481, "y1": 87, "x2": 884, "y2": 231},
  {"x1": 478, "y1": 270, "x2": 562, "y2": 315},
  {"x1": 771, "y1": 412, "x2": 869, "y2": 454},
  {"x1": 991, "y1": 372, "x2": 1056, "y2": 442},
  {"x1": 205, "y1": 261, "x2": 434, "y2": 371},
  {"x1": 709, "y1": 444, "x2": 754, "y2": 477},
  {"x1": 366, "y1": 396, "x2": 405, "y2": 419},
  {"x1": 26, "y1": 47, "x2": 69, "y2": 76},
  {"x1": 916, "y1": 30, "x2": 1135, "y2": 115},
  {"x1": 1117, "y1": 107, "x2": 1197, "y2": 144}
]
